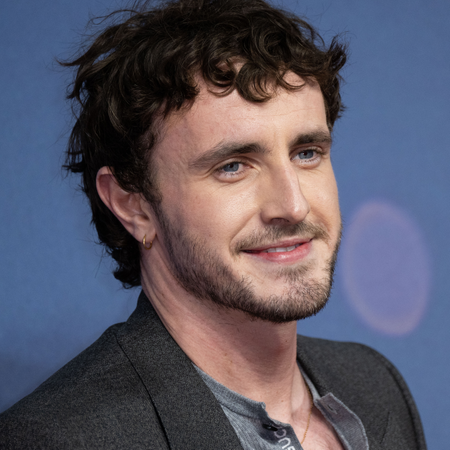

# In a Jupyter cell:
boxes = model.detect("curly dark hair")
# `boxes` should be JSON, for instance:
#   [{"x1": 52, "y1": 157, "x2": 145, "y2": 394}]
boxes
[{"x1": 62, "y1": 0, "x2": 347, "y2": 288}]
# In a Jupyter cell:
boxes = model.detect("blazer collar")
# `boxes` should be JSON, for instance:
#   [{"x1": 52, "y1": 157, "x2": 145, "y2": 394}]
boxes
[
  {"x1": 117, "y1": 292, "x2": 388, "y2": 450},
  {"x1": 116, "y1": 291, "x2": 243, "y2": 450},
  {"x1": 296, "y1": 335, "x2": 387, "y2": 450}
]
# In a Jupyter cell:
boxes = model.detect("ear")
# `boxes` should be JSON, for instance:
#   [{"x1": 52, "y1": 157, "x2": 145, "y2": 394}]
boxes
[{"x1": 96, "y1": 166, "x2": 156, "y2": 243}]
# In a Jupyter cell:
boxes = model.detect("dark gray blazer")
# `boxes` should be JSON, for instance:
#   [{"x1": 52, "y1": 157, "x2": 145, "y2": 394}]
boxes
[{"x1": 0, "y1": 292, "x2": 426, "y2": 449}]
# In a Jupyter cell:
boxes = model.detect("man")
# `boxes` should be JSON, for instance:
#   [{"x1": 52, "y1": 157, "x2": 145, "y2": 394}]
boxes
[{"x1": 0, "y1": 0, "x2": 426, "y2": 448}]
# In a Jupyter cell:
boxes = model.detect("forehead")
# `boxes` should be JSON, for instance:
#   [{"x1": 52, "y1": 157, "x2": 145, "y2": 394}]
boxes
[{"x1": 154, "y1": 73, "x2": 328, "y2": 165}]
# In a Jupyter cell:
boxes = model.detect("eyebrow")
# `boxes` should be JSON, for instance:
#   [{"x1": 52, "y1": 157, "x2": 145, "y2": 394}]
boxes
[
  {"x1": 189, "y1": 129, "x2": 332, "y2": 170},
  {"x1": 290, "y1": 130, "x2": 332, "y2": 147},
  {"x1": 189, "y1": 142, "x2": 266, "y2": 170}
]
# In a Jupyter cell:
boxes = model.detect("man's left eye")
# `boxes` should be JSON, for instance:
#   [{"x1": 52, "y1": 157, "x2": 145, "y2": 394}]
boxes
[
  {"x1": 222, "y1": 162, "x2": 241, "y2": 172},
  {"x1": 297, "y1": 150, "x2": 316, "y2": 160}
]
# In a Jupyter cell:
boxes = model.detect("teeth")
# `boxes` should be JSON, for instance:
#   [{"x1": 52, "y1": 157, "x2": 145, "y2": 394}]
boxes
[{"x1": 264, "y1": 244, "x2": 299, "y2": 253}]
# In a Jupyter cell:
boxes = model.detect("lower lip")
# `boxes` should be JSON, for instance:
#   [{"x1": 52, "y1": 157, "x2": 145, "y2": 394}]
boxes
[{"x1": 243, "y1": 241, "x2": 312, "y2": 264}]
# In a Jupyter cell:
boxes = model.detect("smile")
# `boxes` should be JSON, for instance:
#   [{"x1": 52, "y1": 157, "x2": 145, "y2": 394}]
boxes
[
  {"x1": 242, "y1": 239, "x2": 312, "y2": 264},
  {"x1": 262, "y1": 244, "x2": 301, "y2": 253}
]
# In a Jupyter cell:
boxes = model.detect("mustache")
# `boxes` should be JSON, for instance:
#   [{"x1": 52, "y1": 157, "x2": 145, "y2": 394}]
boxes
[{"x1": 234, "y1": 220, "x2": 330, "y2": 253}]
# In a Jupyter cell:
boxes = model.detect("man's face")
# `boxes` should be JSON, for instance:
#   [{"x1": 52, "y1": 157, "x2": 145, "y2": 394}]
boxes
[{"x1": 149, "y1": 74, "x2": 341, "y2": 322}]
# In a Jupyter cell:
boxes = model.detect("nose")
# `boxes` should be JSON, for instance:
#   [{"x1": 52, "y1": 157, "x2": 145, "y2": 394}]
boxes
[{"x1": 259, "y1": 164, "x2": 310, "y2": 225}]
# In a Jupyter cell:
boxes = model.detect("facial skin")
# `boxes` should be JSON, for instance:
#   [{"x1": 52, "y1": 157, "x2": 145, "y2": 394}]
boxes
[{"x1": 146, "y1": 73, "x2": 342, "y2": 323}]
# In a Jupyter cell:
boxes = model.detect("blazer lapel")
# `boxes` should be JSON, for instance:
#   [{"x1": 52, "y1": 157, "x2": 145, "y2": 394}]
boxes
[
  {"x1": 296, "y1": 335, "x2": 389, "y2": 450},
  {"x1": 116, "y1": 292, "x2": 243, "y2": 450}
]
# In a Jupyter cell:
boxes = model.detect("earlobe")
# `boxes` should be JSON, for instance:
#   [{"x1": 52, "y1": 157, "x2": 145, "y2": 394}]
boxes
[{"x1": 96, "y1": 166, "x2": 156, "y2": 242}]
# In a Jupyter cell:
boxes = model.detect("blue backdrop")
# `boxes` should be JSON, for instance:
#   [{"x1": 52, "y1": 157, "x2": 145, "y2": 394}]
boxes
[{"x1": 1, "y1": 0, "x2": 449, "y2": 447}]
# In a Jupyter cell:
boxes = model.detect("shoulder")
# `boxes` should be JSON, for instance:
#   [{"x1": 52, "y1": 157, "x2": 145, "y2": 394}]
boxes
[
  {"x1": 0, "y1": 323, "x2": 167, "y2": 449},
  {"x1": 297, "y1": 335, "x2": 426, "y2": 449}
]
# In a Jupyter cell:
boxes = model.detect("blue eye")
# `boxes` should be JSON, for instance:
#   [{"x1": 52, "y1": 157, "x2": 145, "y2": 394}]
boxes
[
  {"x1": 298, "y1": 150, "x2": 315, "y2": 159},
  {"x1": 222, "y1": 162, "x2": 241, "y2": 172}
]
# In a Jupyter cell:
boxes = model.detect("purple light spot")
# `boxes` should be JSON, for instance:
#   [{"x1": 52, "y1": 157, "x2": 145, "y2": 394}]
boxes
[{"x1": 341, "y1": 200, "x2": 431, "y2": 336}]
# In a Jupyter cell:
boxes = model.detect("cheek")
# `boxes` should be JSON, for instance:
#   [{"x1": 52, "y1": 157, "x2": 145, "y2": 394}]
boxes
[
  {"x1": 304, "y1": 170, "x2": 340, "y2": 231},
  {"x1": 164, "y1": 181, "x2": 259, "y2": 241}
]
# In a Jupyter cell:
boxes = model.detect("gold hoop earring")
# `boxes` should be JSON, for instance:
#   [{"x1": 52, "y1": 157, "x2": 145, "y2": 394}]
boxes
[{"x1": 142, "y1": 234, "x2": 153, "y2": 250}]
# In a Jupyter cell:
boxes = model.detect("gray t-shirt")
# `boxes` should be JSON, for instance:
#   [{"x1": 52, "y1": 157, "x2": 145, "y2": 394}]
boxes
[{"x1": 194, "y1": 363, "x2": 369, "y2": 450}]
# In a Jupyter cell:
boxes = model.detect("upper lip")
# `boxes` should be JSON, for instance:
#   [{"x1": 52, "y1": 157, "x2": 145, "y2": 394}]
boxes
[{"x1": 242, "y1": 238, "x2": 312, "y2": 252}]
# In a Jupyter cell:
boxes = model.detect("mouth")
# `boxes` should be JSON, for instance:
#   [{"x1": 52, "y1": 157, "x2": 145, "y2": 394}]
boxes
[
  {"x1": 243, "y1": 239, "x2": 311, "y2": 254},
  {"x1": 240, "y1": 239, "x2": 313, "y2": 264},
  {"x1": 246, "y1": 243, "x2": 303, "y2": 253}
]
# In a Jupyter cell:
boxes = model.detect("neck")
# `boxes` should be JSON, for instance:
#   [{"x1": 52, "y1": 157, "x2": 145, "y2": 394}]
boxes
[{"x1": 141, "y1": 258, "x2": 307, "y2": 422}]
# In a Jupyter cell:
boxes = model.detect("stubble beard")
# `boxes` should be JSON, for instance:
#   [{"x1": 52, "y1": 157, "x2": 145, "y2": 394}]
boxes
[{"x1": 155, "y1": 203, "x2": 341, "y2": 323}]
